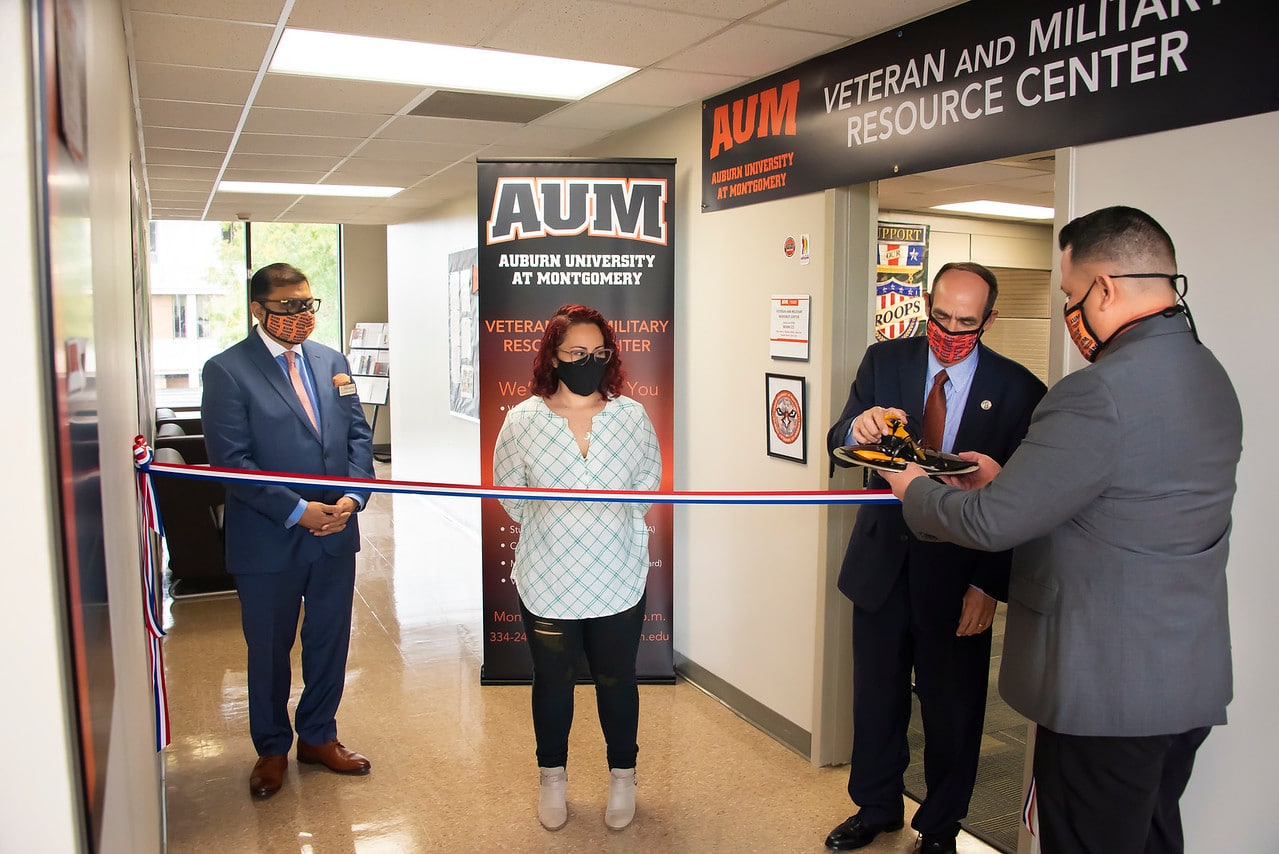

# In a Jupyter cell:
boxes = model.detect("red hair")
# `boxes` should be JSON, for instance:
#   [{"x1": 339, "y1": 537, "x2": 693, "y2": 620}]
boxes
[{"x1": 530, "y1": 304, "x2": 626, "y2": 398}]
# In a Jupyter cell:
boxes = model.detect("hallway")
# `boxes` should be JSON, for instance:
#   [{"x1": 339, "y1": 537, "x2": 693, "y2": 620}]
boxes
[{"x1": 160, "y1": 464, "x2": 997, "y2": 853}]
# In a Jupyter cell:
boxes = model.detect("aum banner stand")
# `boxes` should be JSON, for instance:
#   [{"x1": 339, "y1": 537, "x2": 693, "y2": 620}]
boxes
[{"x1": 477, "y1": 159, "x2": 676, "y2": 684}]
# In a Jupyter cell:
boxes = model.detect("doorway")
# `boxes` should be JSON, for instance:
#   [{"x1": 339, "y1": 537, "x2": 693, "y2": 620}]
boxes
[{"x1": 843, "y1": 152, "x2": 1056, "y2": 853}]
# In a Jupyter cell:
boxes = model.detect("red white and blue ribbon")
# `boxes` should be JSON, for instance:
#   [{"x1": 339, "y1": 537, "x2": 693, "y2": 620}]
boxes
[
  {"x1": 132, "y1": 436, "x2": 895, "y2": 751},
  {"x1": 1022, "y1": 773, "x2": 1038, "y2": 838},
  {"x1": 138, "y1": 455, "x2": 900, "y2": 507},
  {"x1": 132, "y1": 436, "x2": 171, "y2": 751}
]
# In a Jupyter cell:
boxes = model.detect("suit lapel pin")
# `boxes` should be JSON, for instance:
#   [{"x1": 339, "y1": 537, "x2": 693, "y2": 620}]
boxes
[{"x1": 980, "y1": 399, "x2": 992, "y2": 410}]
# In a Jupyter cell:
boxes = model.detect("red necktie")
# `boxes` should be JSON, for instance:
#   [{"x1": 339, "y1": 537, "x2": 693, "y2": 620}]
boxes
[
  {"x1": 923, "y1": 369, "x2": 948, "y2": 451},
  {"x1": 284, "y1": 350, "x2": 318, "y2": 431}
]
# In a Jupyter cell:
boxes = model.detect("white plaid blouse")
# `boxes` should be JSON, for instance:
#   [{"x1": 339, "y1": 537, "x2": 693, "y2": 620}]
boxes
[{"x1": 494, "y1": 394, "x2": 662, "y2": 619}]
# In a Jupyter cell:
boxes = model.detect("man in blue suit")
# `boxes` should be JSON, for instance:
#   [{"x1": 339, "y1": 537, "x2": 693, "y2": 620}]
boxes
[
  {"x1": 202, "y1": 262, "x2": 374, "y2": 799},
  {"x1": 825, "y1": 263, "x2": 1045, "y2": 853}
]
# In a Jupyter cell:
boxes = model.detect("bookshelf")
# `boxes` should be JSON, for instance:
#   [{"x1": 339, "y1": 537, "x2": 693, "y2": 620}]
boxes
[{"x1": 348, "y1": 322, "x2": 390, "y2": 459}]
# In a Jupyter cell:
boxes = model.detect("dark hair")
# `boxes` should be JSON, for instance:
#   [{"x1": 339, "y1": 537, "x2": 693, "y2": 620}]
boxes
[
  {"x1": 931, "y1": 261, "x2": 999, "y2": 315},
  {"x1": 530, "y1": 304, "x2": 625, "y2": 398},
  {"x1": 250, "y1": 262, "x2": 309, "y2": 302},
  {"x1": 1058, "y1": 206, "x2": 1176, "y2": 268}
]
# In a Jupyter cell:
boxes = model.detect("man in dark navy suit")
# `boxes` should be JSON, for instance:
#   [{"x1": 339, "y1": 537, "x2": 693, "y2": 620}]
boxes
[
  {"x1": 203, "y1": 262, "x2": 374, "y2": 799},
  {"x1": 825, "y1": 262, "x2": 1046, "y2": 853}
]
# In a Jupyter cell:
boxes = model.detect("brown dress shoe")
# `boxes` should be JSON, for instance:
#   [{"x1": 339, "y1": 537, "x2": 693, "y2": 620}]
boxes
[
  {"x1": 296, "y1": 739, "x2": 371, "y2": 775},
  {"x1": 249, "y1": 754, "x2": 287, "y2": 799}
]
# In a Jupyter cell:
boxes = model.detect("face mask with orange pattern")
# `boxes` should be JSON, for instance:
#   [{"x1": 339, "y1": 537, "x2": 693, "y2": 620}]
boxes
[{"x1": 260, "y1": 307, "x2": 316, "y2": 345}]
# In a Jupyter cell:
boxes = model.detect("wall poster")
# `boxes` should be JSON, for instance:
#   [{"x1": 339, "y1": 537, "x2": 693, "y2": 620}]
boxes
[
  {"x1": 36, "y1": 0, "x2": 113, "y2": 844},
  {"x1": 448, "y1": 248, "x2": 479, "y2": 420},
  {"x1": 875, "y1": 222, "x2": 930, "y2": 341},
  {"x1": 477, "y1": 158, "x2": 676, "y2": 683}
]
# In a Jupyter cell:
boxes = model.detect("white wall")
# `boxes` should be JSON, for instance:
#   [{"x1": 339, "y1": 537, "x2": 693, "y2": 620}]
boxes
[
  {"x1": 1067, "y1": 111, "x2": 1279, "y2": 848},
  {"x1": 589, "y1": 106, "x2": 835, "y2": 731},
  {"x1": 0, "y1": 3, "x2": 83, "y2": 850},
  {"x1": 386, "y1": 196, "x2": 480, "y2": 528},
  {"x1": 87, "y1": 1, "x2": 165, "y2": 850}
]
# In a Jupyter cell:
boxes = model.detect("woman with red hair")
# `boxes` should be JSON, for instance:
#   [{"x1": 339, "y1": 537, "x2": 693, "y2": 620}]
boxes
[{"x1": 493, "y1": 304, "x2": 662, "y2": 833}]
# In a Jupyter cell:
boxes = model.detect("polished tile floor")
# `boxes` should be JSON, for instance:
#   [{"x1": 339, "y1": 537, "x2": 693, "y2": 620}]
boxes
[{"x1": 162, "y1": 464, "x2": 999, "y2": 853}]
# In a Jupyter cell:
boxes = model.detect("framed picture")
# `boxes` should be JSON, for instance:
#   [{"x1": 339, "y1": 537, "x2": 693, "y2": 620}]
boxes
[{"x1": 765, "y1": 372, "x2": 807, "y2": 463}]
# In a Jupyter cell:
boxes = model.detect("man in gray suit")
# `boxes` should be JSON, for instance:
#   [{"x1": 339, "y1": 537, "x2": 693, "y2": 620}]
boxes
[{"x1": 880, "y1": 206, "x2": 1242, "y2": 854}]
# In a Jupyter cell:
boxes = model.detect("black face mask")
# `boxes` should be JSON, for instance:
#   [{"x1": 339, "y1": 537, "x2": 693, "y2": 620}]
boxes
[{"x1": 555, "y1": 356, "x2": 607, "y2": 397}]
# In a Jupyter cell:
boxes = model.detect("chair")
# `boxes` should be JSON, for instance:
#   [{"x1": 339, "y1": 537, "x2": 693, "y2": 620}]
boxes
[
  {"x1": 156, "y1": 407, "x2": 202, "y2": 436},
  {"x1": 154, "y1": 422, "x2": 210, "y2": 465},
  {"x1": 151, "y1": 447, "x2": 235, "y2": 596}
]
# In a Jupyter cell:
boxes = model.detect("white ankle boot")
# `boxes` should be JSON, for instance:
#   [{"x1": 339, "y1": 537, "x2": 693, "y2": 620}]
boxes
[
  {"x1": 605, "y1": 767, "x2": 637, "y2": 829},
  {"x1": 538, "y1": 766, "x2": 568, "y2": 830}
]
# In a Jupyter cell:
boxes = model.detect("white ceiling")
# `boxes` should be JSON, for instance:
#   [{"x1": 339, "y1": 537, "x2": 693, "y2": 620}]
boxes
[{"x1": 125, "y1": 0, "x2": 1053, "y2": 225}]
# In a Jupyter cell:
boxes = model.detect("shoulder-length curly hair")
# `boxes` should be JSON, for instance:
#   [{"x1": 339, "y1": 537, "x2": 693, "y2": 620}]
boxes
[{"x1": 530, "y1": 304, "x2": 626, "y2": 398}]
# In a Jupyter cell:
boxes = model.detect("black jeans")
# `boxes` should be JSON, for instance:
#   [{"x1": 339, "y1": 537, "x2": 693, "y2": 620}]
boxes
[{"x1": 519, "y1": 593, "x2": 646, "y2": 769}]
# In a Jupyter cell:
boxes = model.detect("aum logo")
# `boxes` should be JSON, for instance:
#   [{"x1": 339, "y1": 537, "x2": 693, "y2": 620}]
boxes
[
  {"x1": 486, "y1": 178, "x2": 669, "y2": 245},
  {"x1": 707, "y1": 79, "x2": 800, "y2": 160}
]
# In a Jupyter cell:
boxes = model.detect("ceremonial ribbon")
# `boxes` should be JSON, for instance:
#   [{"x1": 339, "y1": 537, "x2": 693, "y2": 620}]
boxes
[
  {"x1": 133, "y1": 435, "x2": 894, "y2": 751},
  {"x1": 132, "y1": 437, "x2": 171, "y2": 751},
  {"x1": 136, "y1": 447, "x2": 898, "y2": 507}
]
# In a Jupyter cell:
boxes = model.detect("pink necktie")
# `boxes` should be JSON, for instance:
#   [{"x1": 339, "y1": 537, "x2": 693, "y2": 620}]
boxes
[{"x1": 284, "y1": 350, "x2": 318, "y2": 431}]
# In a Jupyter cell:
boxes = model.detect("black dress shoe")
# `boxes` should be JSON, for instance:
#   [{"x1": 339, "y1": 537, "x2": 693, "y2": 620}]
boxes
[
  {"x1": 825, "y1": 814, "x2": 905, "y2": 850},
  {"x1": 919, "y1": 831, "x2": 958, "y2": 853}
]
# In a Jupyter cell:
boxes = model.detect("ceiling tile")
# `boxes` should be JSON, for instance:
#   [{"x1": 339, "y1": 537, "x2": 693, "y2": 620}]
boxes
[
  {"x1": 126, "y1": 0, "x2": 286, "y2": 24},
  {"x1": 134, "y1": 62, "x2": 256, "y2": 104},
  {"x1": 146, "y1": 147, "x2": 227, "y2": 168},
  {"x1": 225, "y1": 151, "x2": 344, "y2": 172},
  {"x1": 534, "y1": 101, "x2": 668, "y2": 131},
  {"x1": 325, "y1": 159, "x2": 446, "y2": 185},
  {"x1": 254, "y1": 73, "x2": 425, "y2": 114},
  {"x1": 285, "y1": 0, "x2": 530, "y2": 45},
  {"x1": 617, "y1": 0, "x2": 772, "y2": 17},
  {"x1": 221, "y1": 168, "x2": 334, "y2": 183},
  {"x1": 148, "y1": 177, "x2": 217, "y2": 192},
  {"x1": 235, "y1": 133, "x2": 362, "y2": 157},
  {"x1": 658, "y1": 22, "x2": 845, "y2": 77},
  {"x1": 129, "y1": 12, "x2": 275, "y2": 71},
  {"x1": 375, "y1": 115, "x2": 515, "y2": 145},
  {"x1": 142, "y1": 127, "x2": 233, "y2": 151},
  {"x1": 484, "y1": 0, "x2": 728, "y2": 67},
  {"x1": 491, "y1": 123, "x2": 609, "y2": 150},
  {"x1": 141, "y1": 98, "x2": 243, "y2": 132},
  {"x1": 752, "y1": 0, "x2": 953, "y2": 38},
  {"x1": 354, "y1": 137, "x2": 483, "y2": 163},
  {"x1": 242, "y1": 107, "x2": 391, "y2": 137},
  {"x1": 146, "y1": 165, "x2": 219, "y2": 181},
  {"x1": 591, "y1": 68, "x2": 748, "y2": 107}
]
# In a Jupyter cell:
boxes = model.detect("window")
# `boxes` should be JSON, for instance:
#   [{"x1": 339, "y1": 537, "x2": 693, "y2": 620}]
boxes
[
  {"x1": 148, "y1": 220, "x2": 343, "y2": 406},
  {"x1": 171, "y1": 298, "x2": 187, "y2": 338},
  {"x1": 195, "y1": 294, "x2": 213, "y2": 339},
  {"x1": 248, "y1": 223, "x2": 342, "y2": 349}
]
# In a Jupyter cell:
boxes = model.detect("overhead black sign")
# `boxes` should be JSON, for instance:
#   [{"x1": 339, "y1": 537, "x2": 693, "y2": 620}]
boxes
[{"x1": 702, "y1": 0, "x2": 1277, "y2": 211}]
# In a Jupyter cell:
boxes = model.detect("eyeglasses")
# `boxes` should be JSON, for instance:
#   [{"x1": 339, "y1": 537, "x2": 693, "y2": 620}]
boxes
[
  {"x1": 260, "y1": 298, "x2": 322, "y2": 315},
  {"x1": 557, "y1": 347, "x2": 613, "y2": 364}
]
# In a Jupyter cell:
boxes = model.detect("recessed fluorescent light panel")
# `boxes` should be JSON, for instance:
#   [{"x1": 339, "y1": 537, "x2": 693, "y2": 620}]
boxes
[
  {"x1": 931, "y1": 200, "x2": 1055, "y2": 220},
  {"x1": 270, "y1": 29, "x2": 637, "y2": 101},
  {"x1": 218, "y1": 181, "x2": 402, "y2": 198}
]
